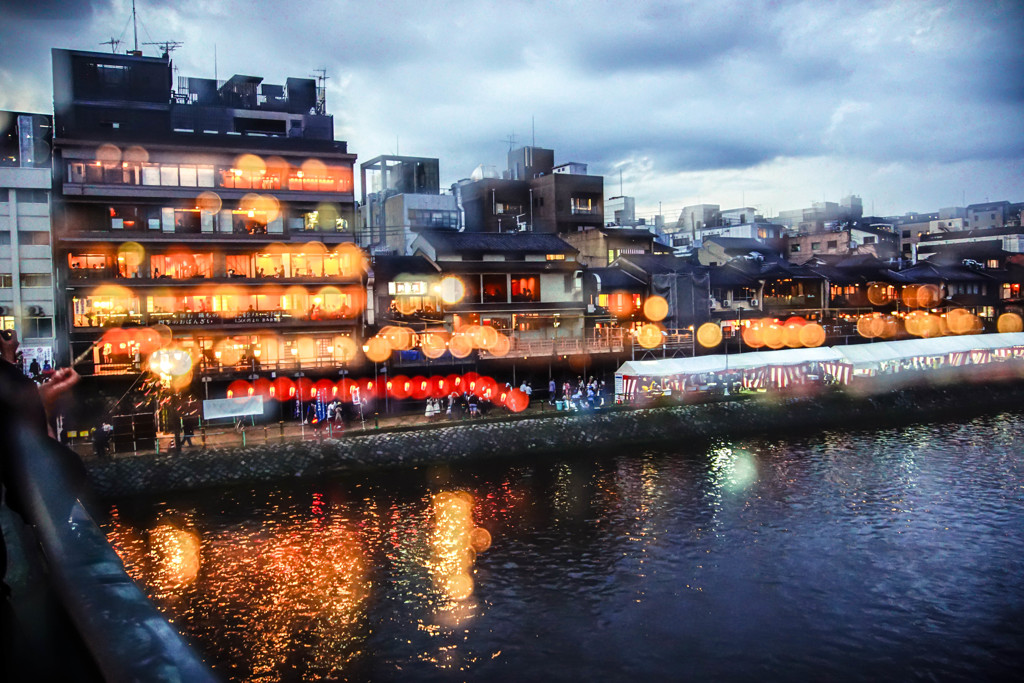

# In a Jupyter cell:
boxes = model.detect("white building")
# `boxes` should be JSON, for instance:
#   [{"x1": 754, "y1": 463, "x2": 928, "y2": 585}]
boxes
[
  {"x1": 0, "y1": 111, "x2": 57, "y2": 372},
  {"x1": 604, "y1": 195, "x2": 636, "y2": 226}
]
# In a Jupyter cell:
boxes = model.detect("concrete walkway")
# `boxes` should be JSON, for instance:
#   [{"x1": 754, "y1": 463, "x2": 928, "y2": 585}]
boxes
[{"x1": 74, "y1": 399, "x2": 575, "y2": 461}]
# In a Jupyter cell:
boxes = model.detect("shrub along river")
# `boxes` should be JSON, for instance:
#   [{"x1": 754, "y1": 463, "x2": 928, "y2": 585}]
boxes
[{"x1": 106, "y1": 411, "x2": 1024, "y2": 681}]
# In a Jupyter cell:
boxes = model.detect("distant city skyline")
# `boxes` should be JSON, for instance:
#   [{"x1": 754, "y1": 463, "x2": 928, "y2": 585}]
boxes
[{"x1": 1, "y1": 0, "x2": 1021, "y2": 221}]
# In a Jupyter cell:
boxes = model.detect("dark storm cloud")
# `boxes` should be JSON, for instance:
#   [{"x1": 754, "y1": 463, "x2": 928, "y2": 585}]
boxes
[
  {"x1": 0, "y1": 0, "x2": 115, "y2": 20},
  {"x1": 567, "y1": 2, "x2": 774, "y2": 73},
  {"x1": 0, "y1": 0, "x2": 1021, "y2": 215}
]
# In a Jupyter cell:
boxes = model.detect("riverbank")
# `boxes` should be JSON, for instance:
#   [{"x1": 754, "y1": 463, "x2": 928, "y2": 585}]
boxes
[{"x1": 83, "y1": 377, "x2": 1024, "y2": 499}]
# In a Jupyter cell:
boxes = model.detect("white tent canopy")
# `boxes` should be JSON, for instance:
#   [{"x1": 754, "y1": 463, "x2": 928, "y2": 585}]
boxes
[
  {"x1": 617, "y1": 346, "x2": 845, "y2": 378},
  {"x1": 616, "y1": 332, "x2": 1024, "y2": 383},
  {"x1": 836, "y1": 332, "x2": 1024, "y2": 370}
]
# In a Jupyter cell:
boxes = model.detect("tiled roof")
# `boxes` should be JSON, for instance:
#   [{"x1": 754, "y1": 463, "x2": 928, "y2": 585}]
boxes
[{"x1": 416, "y1": 229, "x2": 578, "y2": 254}]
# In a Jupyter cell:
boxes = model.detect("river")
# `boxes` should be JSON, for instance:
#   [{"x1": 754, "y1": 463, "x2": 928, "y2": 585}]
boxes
[{"x1": 106, "y1": 411, "x2": 1024, "y2": 681}]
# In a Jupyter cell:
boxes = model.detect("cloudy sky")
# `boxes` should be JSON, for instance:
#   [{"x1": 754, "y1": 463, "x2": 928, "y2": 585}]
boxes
[{"x1": 1, "y1": 0, "x2": 1021, "y2": 221}]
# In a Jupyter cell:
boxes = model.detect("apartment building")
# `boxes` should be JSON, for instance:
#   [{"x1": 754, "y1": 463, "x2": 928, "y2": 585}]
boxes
[
  {"x1": 0, "y1": 111, "x2": 57, "y2": 372},
  {"x1": 50, "y1": 48, "x2": 361, "y2": 383}
]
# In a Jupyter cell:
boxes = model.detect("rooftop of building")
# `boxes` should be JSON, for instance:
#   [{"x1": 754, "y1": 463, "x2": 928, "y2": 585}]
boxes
[{"x1": 413, "y1": 229, "x2": 578, "y2": 254}]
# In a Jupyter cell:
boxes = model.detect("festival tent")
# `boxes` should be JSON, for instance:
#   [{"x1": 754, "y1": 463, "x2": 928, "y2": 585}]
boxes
[
  {"x1": 835, "y1": 333, "x2": 1024, "y2": 375},
  {"x1": 615, "y1": 333, "x2": 1024, "y2": 398},
  {"x1": 616, "y1": 346, "x2": 847, "y2": 396}
]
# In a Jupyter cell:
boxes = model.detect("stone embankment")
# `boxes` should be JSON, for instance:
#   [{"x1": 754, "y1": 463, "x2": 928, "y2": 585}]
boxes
[{"x1": 85, "y1": 380, "x2": 1024, "y2": 498}]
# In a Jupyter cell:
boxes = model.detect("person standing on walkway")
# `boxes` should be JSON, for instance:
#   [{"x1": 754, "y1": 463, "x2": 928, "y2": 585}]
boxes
[{"x1": 549, "y1": 378, "x2": 556, "y2": 405}]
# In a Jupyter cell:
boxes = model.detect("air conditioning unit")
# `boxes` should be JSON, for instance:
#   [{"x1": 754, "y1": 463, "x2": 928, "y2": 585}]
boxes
[
  {"x1": 28, "y1": 305, "x2": 43, "y2": 316},
  {"x1": 722, "y1": 299, "x2": 732, "y2": 308},
  {"x1": 749, "y1": 299, "x2": 759, "y2": 308}
]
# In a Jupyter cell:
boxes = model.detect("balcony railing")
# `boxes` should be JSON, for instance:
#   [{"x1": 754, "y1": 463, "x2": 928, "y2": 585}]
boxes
[{"x1": 479, "y1": 328, "x2": 628, "y2": 359}]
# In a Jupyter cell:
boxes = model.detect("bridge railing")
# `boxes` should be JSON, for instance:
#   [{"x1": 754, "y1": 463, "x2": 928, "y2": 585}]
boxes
[{"x1": 2, "y1": 374, "x2": 216, "y2": 682}]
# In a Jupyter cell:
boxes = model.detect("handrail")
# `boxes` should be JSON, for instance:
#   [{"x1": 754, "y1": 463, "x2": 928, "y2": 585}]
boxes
[{"x1": 1, "y1": 374, "x2": 216, "y2": 682}]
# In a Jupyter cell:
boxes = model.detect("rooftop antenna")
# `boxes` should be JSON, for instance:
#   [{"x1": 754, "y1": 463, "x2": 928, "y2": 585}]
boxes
[
  {"x1": 142, "y1": 40, "x2": 183, "y2": 58},
  {"x1": 311, "y1": 68, "x2": 328, "y2": 115},
  {"x1": 502, "y1": 131, "x2": 518, "y2": 153},
  {"x1": 100, "y1": 37, "x2": 121, "y2": 53},
  {"x1": 132, "y1": 0, "x2": 139, "y2": 53}
]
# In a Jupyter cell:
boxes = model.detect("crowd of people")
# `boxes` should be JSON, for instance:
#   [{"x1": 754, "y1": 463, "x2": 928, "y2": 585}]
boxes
[{"x1": 554, "y1": 376, "x2": 608, "y2": 410}]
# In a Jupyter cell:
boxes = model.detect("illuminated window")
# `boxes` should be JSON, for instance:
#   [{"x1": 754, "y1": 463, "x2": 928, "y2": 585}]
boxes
[
  {"x1": 545, "y1": 254, "x2": 565, "y2": 261},
  {"x1": 510, "y1": 275, "x2": 539, "y2": 302},
  {"x1": 571, "y1": 197, "x2": 594, "y2": 214},
  {"x1": 225, "y1": 255, "x2": 253, "y2": 278},
  {"x1": 151, "y1": 252, "x2": 213, "y2": 279},
  {"x1": 388, "y1": 281, "x2": 428, "y2": 295},
  {"x1": 72, "y1": 293, "x2": 141, "y2": 327},
  {"x1": 482, "y1": 274, "x2": 508, "y2": 303},
  {"x1": 232, "y1": 209, "x2": 268, "y2": 235}
]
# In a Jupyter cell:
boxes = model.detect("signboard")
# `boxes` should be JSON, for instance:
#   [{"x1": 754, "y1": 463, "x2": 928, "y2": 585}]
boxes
[
  {"x1": 21, "y1": 344, "x2": 54, "y2": 376},
  {"x1": 203, "y1": 396, "x2": 264, "y2": 420}
]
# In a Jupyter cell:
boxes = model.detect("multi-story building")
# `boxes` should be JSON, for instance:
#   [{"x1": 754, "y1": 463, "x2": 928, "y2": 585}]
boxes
[
  {"x1": 358, "y1": 155, "x2": 455, "y2": 254},
  {"x1": 1, "y1": 111, "x2": 57, "y2": 372},
  {"x1": 774, "y1": 195, "x2": 863, "y2": 234},
  {"x1": 604, "y1": 195, "x2": 636, "y2": 227},
  {"x1": 456, "y1": 147, "x2": 604, "y2": 235},
  {"x1": 50, "y1": 48, "x2": 360, "y2": 386},
  {"x1": 966, "y1": 200, "x2": 1015, "y2": 232},
  {"x1": 786, "y1": 222, "x2": 898, "y2": 263},
  {"x1": 408, "y1": 230, "x2": 591, "y2": 358}
]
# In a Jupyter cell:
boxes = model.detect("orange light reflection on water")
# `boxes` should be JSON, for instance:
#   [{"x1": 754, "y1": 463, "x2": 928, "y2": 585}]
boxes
[{"x1": 106, "y1": 483, "x2": 514, "y2": 680}]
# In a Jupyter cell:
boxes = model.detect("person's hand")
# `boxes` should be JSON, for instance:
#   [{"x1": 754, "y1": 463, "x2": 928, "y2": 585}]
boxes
[
  {"x1": 1, "y1": 329, "x2": 19, "y2": 364},
  {"x1": 38, "y1": 366, "x2": 81, "y2": 414}
]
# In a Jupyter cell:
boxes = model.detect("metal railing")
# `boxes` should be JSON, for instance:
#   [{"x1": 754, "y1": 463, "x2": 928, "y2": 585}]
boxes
[{"x1": 1, "y1": 374, "x2": 215, "y2": 682}]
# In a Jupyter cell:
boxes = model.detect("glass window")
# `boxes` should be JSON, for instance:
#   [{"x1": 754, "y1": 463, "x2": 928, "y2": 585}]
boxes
[
  {"x1": 232, "y1": 210, "x2": 268, "y2": 234},
  {"x1": 151, "y1": 252, "x2": 213, "y2": 279},
  {"x1": 571, "y1": 197, "x2": 594, "y2": 214},
  {"x1": 811, "y1": 242, "x2": 820, "y2": 251},
  {"x1": 197, "y1": 166, "x2": 215, "y2": 187},
  {"x1": 22, "y1": 317, "x2": 52, "y2": 338},
  {"x1": 225, "y1": 255, "x2": 253, "y2": 278},
  {"x1": 481, "y1": 274, "x2": 508, "y2": 303},
  {"x1": 827, "y1": 240, "x2": 838, "y2": 249},
  {"x1": 85, "y1": 162, "x2": 103, "y2": 183},
  {"x1": 179, "y1": 165, "x2": 198, "y2": 187},
  {"x1": 461, "y1": 275, "x2": 481, "y2": 303},
  {"x1": 0, "y1": 273, "x2": 12, "y2": 287},
  {"x1": 20, "y1": 231, "x2": 50, "y2": 245},
  {"x1": 160, "y1": 165, "x2": 179, "y2": 186},
  {"x1": 142, "y1": 163, "x2": 160, "y2": 185},
  {"x1": 173, "y1": 209, "x2": 202, "y2": 233},
  {"x1": 72, "y1": 293, "x2": 141, "y2": 327},
  {"x1": 16, "y1": 189, "x2": 48, "y2": 203},
  {"x1": 68, "y1": 162, "x2": 86, "y2": 183},
  {"x1": 20, "y1": 273, "x2": 51, "y2": 288},
  {"x1": 510, "y1": 275, "x2": 540, "y2": 302},
  {"x1": 68, "y1": 253, "x2": 113, "y2": 278}
]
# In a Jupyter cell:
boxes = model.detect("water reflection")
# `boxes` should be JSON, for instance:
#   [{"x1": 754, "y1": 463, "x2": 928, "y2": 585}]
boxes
[{"x1": 107, "y1": 413, "x2": 1024, "y2": 681}]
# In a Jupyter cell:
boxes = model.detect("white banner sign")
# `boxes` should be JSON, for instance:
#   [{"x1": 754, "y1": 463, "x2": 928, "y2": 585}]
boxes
[{"x1": 203, "y1": 396, "x2": 264, "y2": 420}]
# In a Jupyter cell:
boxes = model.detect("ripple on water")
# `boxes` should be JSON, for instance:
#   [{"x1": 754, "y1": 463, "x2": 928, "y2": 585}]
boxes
[{"x1": 105, "y1": 411, "x2": 1024, "y2": 681}]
